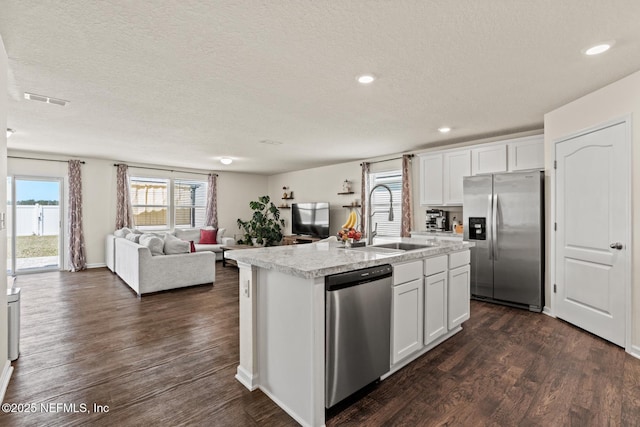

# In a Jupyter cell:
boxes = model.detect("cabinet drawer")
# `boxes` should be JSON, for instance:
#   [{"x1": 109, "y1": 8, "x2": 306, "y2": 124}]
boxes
[
  {"x1": 449, "y1": 250, "x2": 470, "y2": 269},
  {"x1": 393, "y1": 261, "x2": 423, "y2": 286},
  {"x1": 424, "y1": 255, "x2": 447, "y2": 276}
]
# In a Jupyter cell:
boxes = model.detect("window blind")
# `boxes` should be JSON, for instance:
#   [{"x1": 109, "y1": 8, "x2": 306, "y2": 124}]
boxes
[{"x1": 369, "y1": 170, "x2": 402, "y2": 237}]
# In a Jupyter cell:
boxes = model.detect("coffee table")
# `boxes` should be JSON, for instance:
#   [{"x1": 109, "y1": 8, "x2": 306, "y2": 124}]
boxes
[{"x1": 221, "y1": 244, "x2": 257, "y2": 267}]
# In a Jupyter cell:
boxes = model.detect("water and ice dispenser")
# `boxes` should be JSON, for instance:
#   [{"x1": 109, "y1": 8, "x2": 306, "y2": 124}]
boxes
[{"x1": 468, "y1": 217, "x2": 486, "y2": 240}]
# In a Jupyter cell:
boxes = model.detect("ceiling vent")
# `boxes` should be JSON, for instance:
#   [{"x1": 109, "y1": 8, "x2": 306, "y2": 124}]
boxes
[{"x1": 24, "y1": 92, "x2": 69, "y2": 107}]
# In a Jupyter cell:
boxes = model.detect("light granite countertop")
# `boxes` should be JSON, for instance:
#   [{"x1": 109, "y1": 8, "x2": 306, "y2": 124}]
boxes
[
  {"x1": 225, "y1": 238, "x2": 474, "y2": 279},
  {"x1": 410, "y1": 230, "x2": 464, "y2": 238}
]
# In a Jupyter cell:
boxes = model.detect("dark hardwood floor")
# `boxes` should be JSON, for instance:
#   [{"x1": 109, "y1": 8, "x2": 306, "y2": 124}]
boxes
[{"x1": 1, "y1": 266, "x2": 639, "y2": 426}]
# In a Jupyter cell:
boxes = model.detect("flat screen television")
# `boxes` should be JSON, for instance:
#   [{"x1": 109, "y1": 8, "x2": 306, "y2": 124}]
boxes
[{"x1": 291, "y1": 202, "x2": 330, "y2": 239}]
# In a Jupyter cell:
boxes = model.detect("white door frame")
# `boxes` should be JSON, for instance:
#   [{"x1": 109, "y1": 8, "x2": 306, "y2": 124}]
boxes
[
  {"x1": 551, "y1": 114, "x2": 632, "y2": 354},
  {"x1": 9, "y1": 175, "x2": 64, "y2": 274}
]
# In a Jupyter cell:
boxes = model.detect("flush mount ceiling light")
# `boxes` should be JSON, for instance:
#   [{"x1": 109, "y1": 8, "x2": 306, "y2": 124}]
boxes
[
  {"x1": 438, "y1": 127, "x2": 451, "y2": 133},
  {"x1": 583, "y1": 41, "x2": 614, "y2": 56},
  {"x1": 220, "y1": 157, "x2": 233, "y2": 165},
  {"x1": 24, "y1": 92, "x2": 70, "y2": 106},
  {"x1": 356, "y1": 74, "x2": 376, "y2": 84},
  {"x1": 6, "y1": 128, "x2": 15, "y2": 138}
]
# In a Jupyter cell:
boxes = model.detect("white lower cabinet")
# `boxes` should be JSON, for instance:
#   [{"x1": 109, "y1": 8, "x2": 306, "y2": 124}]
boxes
[
  {"x1": 391, "y1": 250, "x2": 470, "y2": 370},
  {"x1": 424, "y1": 271, "x2": 447, "y2": 345},
  {"x1": 392, "y1": 278, "x2": 424, "y2": 364},
  {"x1": 448, "y1": 264, "x2": 470, "y2": 329}
]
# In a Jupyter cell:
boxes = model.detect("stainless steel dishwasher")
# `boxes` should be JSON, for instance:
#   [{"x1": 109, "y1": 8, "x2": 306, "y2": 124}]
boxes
[{"x1": 325, "y1": 264, "x2": 392, "y2": 408}]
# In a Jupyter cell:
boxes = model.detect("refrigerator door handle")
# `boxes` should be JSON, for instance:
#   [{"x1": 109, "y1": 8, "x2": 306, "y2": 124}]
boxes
[
  {"x1": 492, "y1": 193, "x2": 499, "y2": 260},
  {"x1": 487, "y1": 194, "x2": 493, "y2": 260}
]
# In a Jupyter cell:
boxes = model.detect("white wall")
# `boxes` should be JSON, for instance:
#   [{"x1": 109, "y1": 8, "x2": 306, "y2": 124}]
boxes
[
  {"x1": 267, "y1": 160, "x2": 362, "y2": 236},
  {"x1": 7, "y1": 152, "x2": 268, "y2": 268},
  {"x1": 544, "y1": 69, "x2": 640, "y2": 350},
  {"x1": 266, "y1": 160, "x2": 391, "y2": 237},
  {"x1": 0, "y1": 35, "x2": 9, "y2": 377}
]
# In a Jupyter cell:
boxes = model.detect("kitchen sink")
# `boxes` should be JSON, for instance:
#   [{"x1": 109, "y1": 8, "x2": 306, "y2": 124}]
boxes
[
  {"x1": 348, "y1": 246, "x2": 404, "y2": 254},
  {"x1": 372, "y1": 242, "x2": 437, "y2": 251}
]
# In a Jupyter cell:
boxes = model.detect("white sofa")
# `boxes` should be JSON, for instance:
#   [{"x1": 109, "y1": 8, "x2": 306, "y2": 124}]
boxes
[
  {"x1": 115, "y1": 237, "x2": 215, "y2": 295},
  {"x1": 173, "y1": 228, "x2": 235, "y2": 260},
  {"x1": 105, "y1": 227, "x2": 235, "y2": 274}
]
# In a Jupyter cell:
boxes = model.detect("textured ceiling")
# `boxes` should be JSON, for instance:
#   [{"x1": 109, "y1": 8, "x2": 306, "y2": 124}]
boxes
[{"x1": 1, "y1": 1, "x2": 640, "y2": 175}]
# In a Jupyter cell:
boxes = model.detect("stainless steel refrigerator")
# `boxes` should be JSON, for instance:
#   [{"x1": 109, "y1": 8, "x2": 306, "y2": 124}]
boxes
[{"x1": 463, "y1": 171, "x2": 544, "y2": 312}]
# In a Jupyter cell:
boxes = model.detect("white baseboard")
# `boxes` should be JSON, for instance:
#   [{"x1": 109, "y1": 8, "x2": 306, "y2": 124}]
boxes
[
  {"x1": 87, "y1": 263, "x2": 107, "y2": 269},
  {"x1": 235, "y1": 366, "x2": 258, "y2": 391},
  {"x1": 542, "y1": 306, "x2": 555, "y2": 317},
  {"x1": 0, "y1": 360, "x2": 14, "y2": 403},
  {"x1": 259, "y1": 385, "x2": 319, "y2": 427},
  {"x1": 627, "y1": 345, "x2": 640, "y2": 360}
]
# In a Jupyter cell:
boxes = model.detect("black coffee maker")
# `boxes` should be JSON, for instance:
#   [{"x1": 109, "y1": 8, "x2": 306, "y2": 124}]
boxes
[{"x1": 426, "y1": 209, "x2": 448, "y2": 231}]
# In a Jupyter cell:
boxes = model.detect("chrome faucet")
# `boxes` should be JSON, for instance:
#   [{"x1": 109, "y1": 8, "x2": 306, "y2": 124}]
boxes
[{"x1": 367, "y1": 184, "x2": 394, "y2": 245}]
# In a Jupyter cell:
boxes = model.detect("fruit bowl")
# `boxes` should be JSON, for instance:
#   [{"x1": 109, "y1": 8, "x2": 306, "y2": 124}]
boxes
[{"x1": 337, "y1": 227, "x2": 362, "y2": 247}]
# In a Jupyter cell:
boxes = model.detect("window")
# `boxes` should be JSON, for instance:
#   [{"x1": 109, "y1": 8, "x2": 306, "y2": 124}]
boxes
[
  {"x1": 130, "y1": 177, "x2": 170, "y2": 229},
  {"x1": 129, "y1": 176, "x2": 208, "y2": 230},
  {"x1": 369, "y1": 170, "x2": 402, "y2": 237},
  {"x1": 174, "y1": 179, "x2": 207, "y2": 228}
]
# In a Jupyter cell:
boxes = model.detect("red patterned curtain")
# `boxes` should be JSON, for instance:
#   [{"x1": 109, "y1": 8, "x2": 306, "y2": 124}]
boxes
[
  {"x1": 68, "y1": 160, "x2": 86, "y2": 271},
  {"x1": 204, "y1": 173, "x2": 218, "y2": 227},
  {"x1": 115, "y1": 164, "x2": 134, "y2": 229},
  {"x1": 401, "y1": 155, "x2": 413, "y2": 237}
]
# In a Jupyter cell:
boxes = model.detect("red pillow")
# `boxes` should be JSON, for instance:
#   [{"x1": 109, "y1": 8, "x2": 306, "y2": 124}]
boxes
[
  {"x1": 199, "y1": 229, "x2": 217, "y2": 244},
  {"x1": 190, "y1": 241, "x2": 196, "y2": 253}
]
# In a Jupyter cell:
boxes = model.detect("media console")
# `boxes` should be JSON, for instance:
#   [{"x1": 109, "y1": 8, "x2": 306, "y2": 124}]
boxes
[{"x1": 282, "y1": 235, "x2": 321, "y2": 245}]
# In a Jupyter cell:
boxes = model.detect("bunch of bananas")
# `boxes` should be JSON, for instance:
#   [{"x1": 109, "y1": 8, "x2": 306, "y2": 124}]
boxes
[{"x1": 341, "y1": 211, "x2": 357, "y2": 229}]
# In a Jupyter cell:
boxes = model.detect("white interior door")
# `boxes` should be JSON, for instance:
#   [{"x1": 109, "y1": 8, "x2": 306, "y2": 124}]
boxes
[{"x1": 555, "y1": 120, "x2": 629, "y2": 347}]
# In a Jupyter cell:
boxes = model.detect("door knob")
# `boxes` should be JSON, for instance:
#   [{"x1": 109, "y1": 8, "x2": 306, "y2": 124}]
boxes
[{"x1": 609, "y1": 242, "x2": 623, "y2": 250}]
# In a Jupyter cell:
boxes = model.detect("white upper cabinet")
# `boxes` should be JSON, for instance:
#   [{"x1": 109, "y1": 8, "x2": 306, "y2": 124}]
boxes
[
  {"x1": 419, "y1": 134, "x2": 543, "y2": 206},
  {"x1": 419, "y1": 154, "x2": 444, "y2": 205},
  {"x1": 507, "y1": 135, "x2": 544, "y2": 171},
  {"x1": 443, "y1": 150, "x2": 471, "y2": 205},
  {"x1": 471, "y1": 144, "x2": 507, "y2": 175}
]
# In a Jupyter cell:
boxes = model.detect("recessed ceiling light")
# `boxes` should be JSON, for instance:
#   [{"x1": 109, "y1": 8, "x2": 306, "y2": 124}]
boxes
[
  {"x1": 438, "y1": 127, "x2": 451, "y2": 133},
  {"x1": 6, "y1": 128, "x2": 15, "y2": 138},
  {"x1": 583, "y1": 42, "x2": 613, "y2": 56},
  {"x1": 220, "y1": 157, "x2": 233, "y2": 165},
  {"x1": 356, "y1": 74, "x2": 376, "y2": 84}
]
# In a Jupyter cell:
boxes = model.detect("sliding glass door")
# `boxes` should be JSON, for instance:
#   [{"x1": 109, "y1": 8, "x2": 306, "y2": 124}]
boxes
[{"x1": 7, "y1": 177, "x2": 62, "y2": 274}]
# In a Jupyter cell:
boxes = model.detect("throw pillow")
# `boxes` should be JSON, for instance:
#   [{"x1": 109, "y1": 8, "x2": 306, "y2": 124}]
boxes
[
  {"x1": 164, "y1": 233, "x2": 190, "y2": 255},
  {"x1": 190, "y1": 241, "x2": 196, "y2": 253},
  {"x1": 139, "y1": 234, "x2": 165, "y2": 256},
  {"x1": 217, "y1": 227, "x2": 226, "y2": 242},
  {"x1": 200, "y1": 228, "x2": 217, "y2": 244},
  {"x1": 114, "y1": 227, "x2": 131, "y2": 238},
  {"x1": 174, "y1": 228, "x2": 201, "y2": 243},
  {"x1": 125, "y1": 233, "x2": 141, "y2": 243}
]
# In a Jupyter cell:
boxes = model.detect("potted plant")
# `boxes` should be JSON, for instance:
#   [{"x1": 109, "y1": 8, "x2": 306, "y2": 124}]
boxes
[{"x1": 236, "y1": 195, "x2": 285, "y2": 246}]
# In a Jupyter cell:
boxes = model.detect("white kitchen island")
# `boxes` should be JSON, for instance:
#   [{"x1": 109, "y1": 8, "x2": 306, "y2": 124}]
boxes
[{"x1": 225, "y1": 238, "x2": 474, "y2": 427}]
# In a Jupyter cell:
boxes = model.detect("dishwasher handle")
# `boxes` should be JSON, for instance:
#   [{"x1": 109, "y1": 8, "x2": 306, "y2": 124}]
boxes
[{"x1": 326, "y1": 264, "x2": 393, "y2": 291}]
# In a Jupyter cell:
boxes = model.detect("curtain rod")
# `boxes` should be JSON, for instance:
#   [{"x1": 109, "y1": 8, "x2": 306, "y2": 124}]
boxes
[
  {"x1": 9, "y1": 156, "x2": 85, "y2": 164},
  {"x1": 114, "y1": 163, "x2": 217, "y2": 177},
  {"x1": 360, "y1": 154, "x2": 413, "y2": 166}
]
